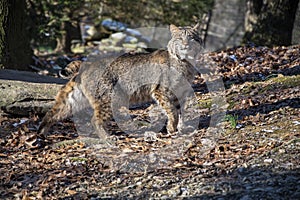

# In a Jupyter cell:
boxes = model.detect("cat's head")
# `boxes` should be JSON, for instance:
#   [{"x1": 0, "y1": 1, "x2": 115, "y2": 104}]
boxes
[{"x1": 167, "y1": 23, "x2": 203, "y2": 61}]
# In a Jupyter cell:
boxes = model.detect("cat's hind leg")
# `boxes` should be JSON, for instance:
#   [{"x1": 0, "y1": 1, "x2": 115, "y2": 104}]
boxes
[{"x1": 38, "y1": 79, "x2": 77, "y2": 136}]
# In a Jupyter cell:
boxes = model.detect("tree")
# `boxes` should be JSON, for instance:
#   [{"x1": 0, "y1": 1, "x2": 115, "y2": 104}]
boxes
[
  {"x1": 99, "y1": 0, "x2": 214, "y2": 26},
  {"x1": 29, "y1": 0, "x2": 214, "y2": 54},
  {"x1": 28, "y1": 0, "x2": 83, "y2": 54},
  {"x1": 244, "y1": 0, "x2": 299, "y2": 46},
  {"x1": 0, "y1": 0, "x2": 33, "y2": 70}
]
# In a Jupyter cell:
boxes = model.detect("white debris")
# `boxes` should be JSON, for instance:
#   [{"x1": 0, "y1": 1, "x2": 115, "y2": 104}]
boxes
[
  {"x1": 292, "y1": 121, "x2": 300, "y2": 125},
  {"x1": 12, "y1": 119, "x2": 28, "y2": 127},
  {"x1": 264, "y1": 158, "x2": 273, "y2": 163},
  {"x1": 262, "y1": 129, "x2": 274, "y2": 133}
]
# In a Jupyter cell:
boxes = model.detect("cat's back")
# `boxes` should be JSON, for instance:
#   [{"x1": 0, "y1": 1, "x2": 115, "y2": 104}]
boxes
[
  {"x1": 73, "y1": 50, "x2": 172, "y2": 97},
  {"x1": 76, "y1": 49, "x2": 171, "y2": 83},
  {"x1": 110, "y1": 49, "x2": 170, "y2": 71}
]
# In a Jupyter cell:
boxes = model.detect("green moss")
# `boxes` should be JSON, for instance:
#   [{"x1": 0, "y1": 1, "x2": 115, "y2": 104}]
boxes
[
  {"x1": 69, "y1": 157, "x2": 88, "y2": 162},
  {"x1": 231, "y1": 75, "x2": 300, "y2": 96},
  {"x1": 259, "y1": 75, "x2": 300, "y2": 93},
  {"x1": 270, "y1": 75, "x2": 300, "y2": 88},
  {"x1": 227, "y1": 100, "x2": 236, "y2": 110},
  {"x1": 225, "y1": 114, "x2": 238, "y2": 129},
  {"x1": 197, "y1": 99, "x2": 212, "y2": 109},
  {"x1": 258, "y1": 84, "x2": 275, "y2": 94}
]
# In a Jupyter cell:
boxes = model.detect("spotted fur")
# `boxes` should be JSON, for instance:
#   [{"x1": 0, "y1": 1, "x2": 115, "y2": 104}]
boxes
[
  {"x1": 38, "y1": 24, "x2": 203, "y2": 137},
  {"x1": 59, "y1": 60, "x2": 82, "y2": 79}
]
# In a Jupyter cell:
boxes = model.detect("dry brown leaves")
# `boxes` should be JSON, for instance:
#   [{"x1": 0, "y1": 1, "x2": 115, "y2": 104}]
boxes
[{"x1": 0, "y1": 45, "x2": 300, "y2": 199}]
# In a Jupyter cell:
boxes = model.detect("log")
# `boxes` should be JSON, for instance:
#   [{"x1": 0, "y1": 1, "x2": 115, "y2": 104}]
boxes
[{"x1": 0, "y1": 69, "x2": 67, "y2": 116}]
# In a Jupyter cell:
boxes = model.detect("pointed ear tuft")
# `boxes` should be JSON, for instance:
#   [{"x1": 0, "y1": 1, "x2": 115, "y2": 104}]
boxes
[{"x1": 170, "y1": 24, "x2": 180, "y2": 34}]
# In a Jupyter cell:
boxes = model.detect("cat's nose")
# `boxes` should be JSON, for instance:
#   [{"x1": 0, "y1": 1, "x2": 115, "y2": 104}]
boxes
[
  {"x1": 182, "y1": 38, "x2": 189, "y2": 45},
  {"x1": 182, "y1": 41, "x2": 189, "y2": 49}
]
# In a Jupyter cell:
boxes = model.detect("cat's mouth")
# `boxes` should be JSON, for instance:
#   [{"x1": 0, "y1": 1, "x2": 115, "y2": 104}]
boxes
[
  {"x1": 180, "y1": 49, "x2": 188, "y2": 54},
  {"x1": 179, "y1": 48, "x2": 195, "y2": 59},
  {"x1": 179, "y1": 51, "x2": 198, "y2": 63},
  {"x1": 178, "y1": 50, "x2": 188, "y2": 60}
]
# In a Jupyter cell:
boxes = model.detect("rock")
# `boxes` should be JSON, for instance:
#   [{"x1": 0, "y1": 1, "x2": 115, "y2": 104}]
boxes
[
  {"x1": 97, "y1": 24, "x2": 152, "y2": 53},
  {"x1": 139, "y1": 35, "x2": 151, "y2": 44},
  {"x1": 82, "y1": 24, "x2": 108, "y2": 41},
  {"x1": 86, "y1": 26, "x2": 98, "y2": 37},
  {"x1": 137, "y1": 42, "x2": 148, "y2": 49},
  {"x1": 111, "y1": 32, "x2": 127, "y2": 42},
  {"x1": 99, "y1": 45, "x2": 123, "y2": 52},
  {"x1": 122, "y1": 43, "x2": 138, "y2": 49},
  {"x1": 125, "y1": 28, "x2": 142, "y2": 37},
  {"x1": 100, "y1": 38, "x2": 112, "y2": 46},
  {"x1": 101, "y1": 19, "x2": 127, "y2": 31},
  {"x1": 124, "y1": 36, "x2": 138, "y2": 44}
]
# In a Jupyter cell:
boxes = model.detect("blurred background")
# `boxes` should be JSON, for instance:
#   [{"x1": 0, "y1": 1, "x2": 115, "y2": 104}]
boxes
[{"x1": 0, "y1": 0, "x2": 299, "y2": 71}]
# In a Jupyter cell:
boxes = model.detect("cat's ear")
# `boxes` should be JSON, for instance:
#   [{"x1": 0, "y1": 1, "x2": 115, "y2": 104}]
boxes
[
  {"x1": 170, "y1": 24, "x2": 180, "y2": 34},
  {"x1": 192, "y1": 22, "x2": 200, "y2": 31}
]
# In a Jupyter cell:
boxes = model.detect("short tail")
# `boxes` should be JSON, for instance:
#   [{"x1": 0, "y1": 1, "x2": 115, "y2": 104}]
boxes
[{"x1": 38, "y1": 77, "x2": 77, "y2": 135}]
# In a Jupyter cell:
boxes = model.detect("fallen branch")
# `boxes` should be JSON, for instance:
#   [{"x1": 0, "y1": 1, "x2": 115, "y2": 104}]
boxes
[{"x1": 0, "y1": 69, "x2": 67, "y2": 116}]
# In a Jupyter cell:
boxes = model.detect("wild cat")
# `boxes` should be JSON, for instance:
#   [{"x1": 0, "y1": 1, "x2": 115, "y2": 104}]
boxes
[{"x1": 38, "y1": 24, "x2": 203, "y2": 139}]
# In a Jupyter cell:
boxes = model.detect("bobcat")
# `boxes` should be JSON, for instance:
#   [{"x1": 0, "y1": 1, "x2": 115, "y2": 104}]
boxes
[{"x1": 38, "y1": 24, "x2": 203, "y2": 139}]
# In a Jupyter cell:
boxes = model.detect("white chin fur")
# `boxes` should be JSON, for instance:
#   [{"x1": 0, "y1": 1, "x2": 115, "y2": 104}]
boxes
[{"x1": 179, "y1": 50, "x2": 188, "y2": 59}]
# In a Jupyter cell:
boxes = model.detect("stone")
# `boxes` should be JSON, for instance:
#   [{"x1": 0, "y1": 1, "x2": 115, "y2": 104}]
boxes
[
  {"x1": 101, "y1": 19, "x2": 127, "y2": 31},
  {"x1": 122, "y1": 43, "x2": 138, "y2": 49},
  {"x1": 124, "y1": 36, "x2": 138, "y2": 44},
  {"x1": 137, "y1": 42, "x2": 148, "y2": 49},
  {"x1": 125, "y1": 28, "x2": 142, "y2": 37},
  {"x1": 111, "y1": 32, "x2": 127, "y2": 42}
]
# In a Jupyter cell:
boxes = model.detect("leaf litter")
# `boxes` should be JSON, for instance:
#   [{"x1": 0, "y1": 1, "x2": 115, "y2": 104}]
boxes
[{"x1": 0, "y1": 45, "x2": 300, "y2": 199}]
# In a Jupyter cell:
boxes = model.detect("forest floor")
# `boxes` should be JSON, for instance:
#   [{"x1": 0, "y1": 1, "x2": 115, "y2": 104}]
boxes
[{"x1": 0, "y1": 45, "x2": 299, "y2": 199}]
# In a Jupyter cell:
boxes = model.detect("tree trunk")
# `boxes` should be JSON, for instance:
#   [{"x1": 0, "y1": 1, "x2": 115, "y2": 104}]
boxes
[
  {"x1": 0, "y1": 0, "x2": 33, "y2": 70},
  {"x1": 55, "y1": 20, "x2": 81, "y2": 54},
  {"x1": 204, "y1": 0, "x2": 246, "y2": 51},
  {"x1": 243, "y1": 0, "x2": 299, "y2": 46},
  {"x1": 292, "y1": 1, "x2": 300, "y2": 45},
  {"x1": 0, "y1": 0, "x2": 9, "y2": 69}
]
